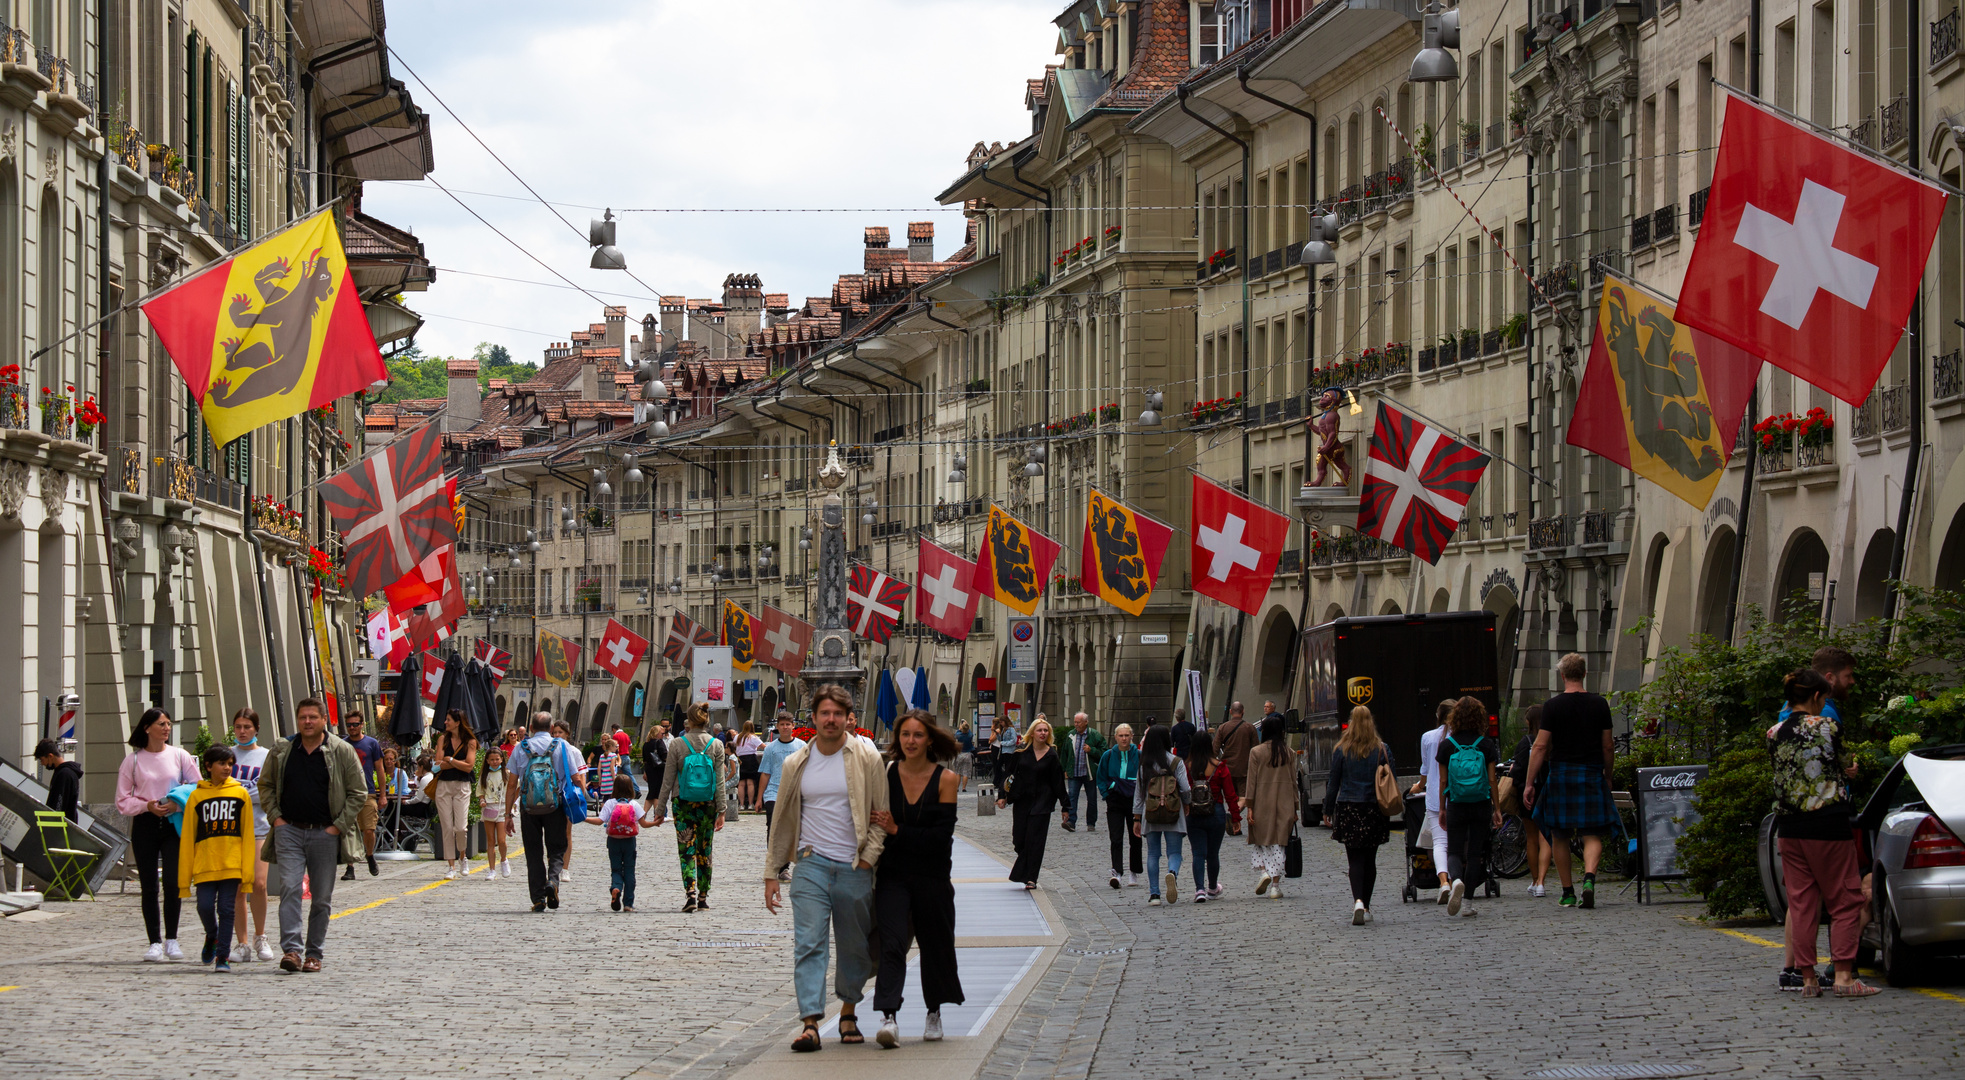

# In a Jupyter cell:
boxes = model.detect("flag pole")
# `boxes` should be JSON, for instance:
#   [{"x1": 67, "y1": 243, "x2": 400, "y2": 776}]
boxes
[
  {"x1": 1710, "y1": 81, "x2": 1964, "y2": 198},
  {"x1": 26, "y1": 195, "x2": 351, "y2": 364}
]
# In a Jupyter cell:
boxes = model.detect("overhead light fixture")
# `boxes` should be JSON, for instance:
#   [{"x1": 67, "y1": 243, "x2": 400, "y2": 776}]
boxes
[
  {"x1": 624, "y1": 456, "x2": 644, "y2": 483},
  {"x1": 1410, "y1": 1, "x2": 1461, "y2": 83},
  {"x1": 645, "y1": 378, "x2": 669, "y2": 401},
  {"x1": 651, "y1": 418, "x2": 670, "y2": 437},
  {"x1": 1299, "y1": 212, "x2": 1338, "y2": 266},
  {"x1": 597, "y1": 480, "x2": 613, "y2": 496},
  {"x1": 589, "y1": 208, "x2": 626, "y2": 270},
  {"x1": 1138, "y1": 390, "x2": 1164, "y2": 426}
]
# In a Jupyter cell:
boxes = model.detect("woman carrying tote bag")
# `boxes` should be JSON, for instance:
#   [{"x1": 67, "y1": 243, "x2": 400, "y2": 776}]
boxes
[
  {"x1": 1324, "y1": 706, "x2": 1397, "y2": 925},
  {"x1": 1241, "y1": 717, "x2": 1297, "y2": 900}
]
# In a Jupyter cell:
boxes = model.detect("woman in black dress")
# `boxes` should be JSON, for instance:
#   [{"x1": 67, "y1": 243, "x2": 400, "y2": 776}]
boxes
[
  {"x1": 869, "y1": 709, "x2": 966, "y2": 1047},
  {"x1": 997, "y1": 716, "x2": 1067, "y2": 888}
]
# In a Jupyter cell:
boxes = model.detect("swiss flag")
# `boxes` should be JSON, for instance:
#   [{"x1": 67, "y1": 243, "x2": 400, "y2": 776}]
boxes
[
  {"x1": 1677, "y1": 91, "x2": 1948, "y2": 405},
  {"x1": 1189, "y1": 475, "x2": 1291, "y2": 616},
  {"x1": 757, "y1": 604, "x2": 815, "y2": 676},
  {"x1": 1358, "y1": 401, "x2": 1489, "y2": 565},
  {"x1": 384, "y1": 545, "x2": 450, "y2": 614},
  {"x1": 366, "y1": 607, "x2": 411, "y2": 668},
  {"x1": 404, "y1": 553, "x2": 465, "y2": 653},
  {"x1": 594, "y1": 618, "x2": 650, "y2": 683},
  {"x1": 418, "y1": 651, "x2": 447, "y2": 703},
  {"x1": 916, "y1": 538, "x2": 981, "y2": 639}
]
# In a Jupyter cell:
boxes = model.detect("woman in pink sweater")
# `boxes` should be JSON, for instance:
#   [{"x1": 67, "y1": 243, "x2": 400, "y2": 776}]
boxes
[{"x1": 115, "y1": 708, "x2": 199, "y2": 962}]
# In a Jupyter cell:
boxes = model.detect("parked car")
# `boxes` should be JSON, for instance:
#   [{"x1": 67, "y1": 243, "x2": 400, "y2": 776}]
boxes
[{"x1": 1760, "y1": 744, "x2": 1965, "y2": 985}]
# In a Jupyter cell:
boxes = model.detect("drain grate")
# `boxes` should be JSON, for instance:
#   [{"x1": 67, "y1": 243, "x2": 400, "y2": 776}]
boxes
[
  {"x1": 1528, "y1": 1066, "x2": 1707, "y2": 1079},
  {"x1": 681, "y1": 941, "x2": 766, "y2": 948},
  {"x1": 1064, "y1": 947, "x2": 1128, "y2": 956}
]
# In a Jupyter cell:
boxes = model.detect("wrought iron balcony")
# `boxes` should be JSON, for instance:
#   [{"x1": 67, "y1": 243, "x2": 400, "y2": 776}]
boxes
[
  {"x1": 1936, "y1": 349, "x2": 1963, "y2": 400},
  {"x1": 1689, "y1": 187, "x2": 1711, "y2": 228},
  {"x1": 1881, "y1": 383, "x2": 1911, "y2": 434},
  {"x1": 1936, "y1": 8, "x2": 1962, "y2": 66},
  {"x1": 1882, "y1": 94, "x2": 1910, "y2": 148},
  {"x1": 1528, "y1": 514, "x2": 1573, "y2": 550},
  {"x1": 1853, "y1": 391, "x2": 1881, "y2": 439},
  {"x1": 1652, "y1": 203, "x2": 1677, "y2": 242},
  {"x1": 1582, "y1": 509, "x2": 1615, "y2": 545},
  {"x1": 118, "y1": 447, "x2": 143, "y2": 494},
  {"x1": 1631, "y1": 214, "x2": 1652, "y2": 250}
]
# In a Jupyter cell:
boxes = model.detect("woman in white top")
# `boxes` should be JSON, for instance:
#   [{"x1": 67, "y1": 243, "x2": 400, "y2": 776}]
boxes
[{"x1": 225, "y1": 708, "x2": 277, "y2": 962}]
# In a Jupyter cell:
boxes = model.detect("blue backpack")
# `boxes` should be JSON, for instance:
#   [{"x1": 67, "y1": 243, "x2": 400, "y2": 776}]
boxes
[
  {"x1": 1444, "y1": 735, "x2": 1491, "y2": 803},
  {"x1": 676, "y1": 734, "x2": 718, "y2": 802},
  {"x1": 519, "y1": 738, "x2": 564, "y2": 816}
]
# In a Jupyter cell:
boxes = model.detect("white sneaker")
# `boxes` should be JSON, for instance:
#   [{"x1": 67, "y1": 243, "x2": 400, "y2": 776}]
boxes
[
  {"x1": 1352, "y1": 899, "x2": 1367, "y2": 925},
  {"x1": 1125, "y1": 871, "x2": 1138, "y2": 887},
  {"x1": 1460, "y1": 900, "x2": 1479, "y2": 917},
  {"x1": 1164, "y1": 872, "x2": 1178, "y2": 900},
  {"x1": 924, "y1": 1010, "x2": 943, "y2": 1041},
  {"x1": 1255, "y1": 873, "x2": 1272, "y2": 896},
  {"x1": 561, "y1": 870, "x2": 572, "y2": 882},
  {"x1": 1363, "y1": 907, "x2": 1373, "y2": 923},
  {"x1": 501, "y1": 862, "x2": 513, "y2": 878},
  {"x1": 143, "y1": 942, "x2": 165, "y2": 963},
  {"x1": 444, "y1": 868, "x2": 459, "y2": 880},
  {"x1": 1448, "y1": 879, "x2": 1465, "y2": 916},
  {"x1": 1267, "y1": 883, "x2": 1282, "y2": 899},
  {"x1": 1109, "y1": 871, "x2": 1122, "y2": 890},
  {"x1": 255, "y1": 935, "x2": 276, "y2": 962},
  {"x1": 1527, "y1": 882, "x2": 1546, "y2": 898},
  {"x1": 875, "y1": 1015, "x2": 899, "y2": 1049},
  {"x1": 163, "y1": 939, "x2": 184, "y2": 961},
  {"x1": 1437, "y1": 883, "x2": 1451, "y2": 905},
  {"x1": 230, "y1": 941, "x2": 253, "y2": 964}
]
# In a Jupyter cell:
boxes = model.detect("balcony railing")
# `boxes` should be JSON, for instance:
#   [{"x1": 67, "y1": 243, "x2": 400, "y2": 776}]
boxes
[
  {"x1": 1652, "y1": 203, "x2": 1678, "y2": 242},
  {"x1": 1882, "y1": 94, "x2": 1910, "y2": 148},
  {"x1": 1582, "y1": 509, "x2": 1615, "y2": 545},
  {"x1": 1854, "y1": 391, "x2": 1881, "y2": 439},
  {"x1": 1589, "y1": 248, "x2": 1623, "y2": 284},
  {"x1": 1936, "y1": 349, "x2": 1964, "y2": 400},
  {"x1": 1881, "y1": 383, "x2": 1911, "y2": 434},
  {"x1": 1936, "y1": 8, "x2": 1962, "y2": 66},
  {"x1": 151, "y1": 455, "x2": 244, "y2": 510},
  {"x1": 1309, "y1": 533, "x2": 1397, "y2": 566},
  {"x1": 118, "y1": 447, "x2": 142, "y2": 494},
  {"x1": 1759, "y1": 434, "x2": 1835, "y2": 473},
  {"x1": 1630, "y1": 214, "x2": 1651, "y2": 250},
  {"x1": 1535, "y1": 260, "x2": 1580, "y2": 301},
  {"x1": 1487, "y1": 122, "x2": 1506, "y2": 153},
  {"x1": 1850, "y1": 114, "x2": 1878, "y2": 149},
  {"x1": 1528, "y1": 514, "x2": 1573, "y2": 550},
  {"x1": 1689, "y1": 186, "x2": 1711, "y2": 228}
]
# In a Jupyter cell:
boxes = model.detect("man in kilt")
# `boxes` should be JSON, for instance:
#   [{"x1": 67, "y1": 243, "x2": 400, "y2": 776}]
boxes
[{"x1": 1522, "y1": 653, "x2": 1617, "y2": 909}]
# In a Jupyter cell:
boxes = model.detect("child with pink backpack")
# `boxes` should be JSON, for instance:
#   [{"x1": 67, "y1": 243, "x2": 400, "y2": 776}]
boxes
[{"x1": 585, "y1": 776, "x2": 655, "y2": 911}]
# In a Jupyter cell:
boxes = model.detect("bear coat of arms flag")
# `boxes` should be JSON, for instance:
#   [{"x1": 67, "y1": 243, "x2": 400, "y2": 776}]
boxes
[
  {"x1": 1675, "y1": 90, "x2": 1947, "y2": 405},
  {"x1": 847, "y1": 563, "x2": 912, "y2": 644},
  {"x1": 594, "y1": 618, "x2": 651, "y2": 683},
  {"x1": 533, "y1": 628, "x2": 580, "y2": 689},
  {"x1": 140, "y1": 209, "x2": 387, "y2": 448},
  {"x1": 1080, "y1": 489, "x2": 1174, "y2": 618},
  {"x1": 973, "y1": 505, "x2": 1062, "y2": 617},
  {"x1": 1568, "y1": 274, "x2": 1761, "y2": 509},
  {"x1": 915, "y1": 539, "x2": 981, "y2": 640},
  {"x1": 1357, "y1": 401, "x2": 1490, "y2": 566},
  {"x1": 320, "y1": 422, "x2": 458, "y2": 600},
  {"x1": 722, "y1": 600, "x2": 759, "y2": 672}
]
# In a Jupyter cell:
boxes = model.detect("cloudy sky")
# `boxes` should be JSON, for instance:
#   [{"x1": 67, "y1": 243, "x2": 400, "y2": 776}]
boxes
[{"x1": 364, "y1": 0, "x2": 1062, "y2": 361}]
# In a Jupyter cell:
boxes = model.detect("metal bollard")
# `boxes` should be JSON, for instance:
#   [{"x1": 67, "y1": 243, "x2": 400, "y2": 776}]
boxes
[{"x1": 976, "y1": 785, "x2": 997, "y2": 816}]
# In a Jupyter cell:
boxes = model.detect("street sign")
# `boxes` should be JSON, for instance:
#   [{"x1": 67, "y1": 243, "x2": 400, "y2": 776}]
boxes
[
  {"x1": 1140, "y1": 633, "x2": 1169, "y2": 645},
  {"x1": 1007, "y1": 617, "x2": 1039, "y2": 684},
  {"x1": 743, "y1": 679, "x2": 761, "y2": 693}
]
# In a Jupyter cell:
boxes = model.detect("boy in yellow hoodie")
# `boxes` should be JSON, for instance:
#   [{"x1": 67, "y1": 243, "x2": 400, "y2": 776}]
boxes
[{"x1": 178, "y1": 746, "x2": 256, "y2": 973}]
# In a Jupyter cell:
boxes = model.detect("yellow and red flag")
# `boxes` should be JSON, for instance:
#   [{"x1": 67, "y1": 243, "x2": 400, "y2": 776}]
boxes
[
  {"x1": 1568, "y1": 273, "x2": 1760, "y2": 508},
  {"x1": 722, "y1": 599, "x2": 758, "y2": 672},
  {"x1": 973, "y1": 504, "x2": 1062, "y2": 616},
  {"x1": 141, "y1": 209, "x2": 386, "y2": 447},
  {"x1": 532, "y1": 628, "x2": 580, "y2": 689},
  {"x1": 1080, "y1": 489, "x2": 1174, "y2": 617}
]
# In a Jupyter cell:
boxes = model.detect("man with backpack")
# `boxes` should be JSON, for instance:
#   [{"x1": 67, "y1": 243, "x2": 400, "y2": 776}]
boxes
[
  {"x1": 504, "y1": 713, "x2": 587, "y2": 912},
  {"x1": 1436, "y1": 696, "x2": 1501, "y2": 917}
]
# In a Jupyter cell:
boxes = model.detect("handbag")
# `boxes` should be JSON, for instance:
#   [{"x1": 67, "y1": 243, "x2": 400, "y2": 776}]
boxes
[
  {"x1": 1373, "y1": 747, "x2": 1402, "y2": 815},
  {"x1": 1495, "y1": 774, "x2": 1524, "y2": 817},
  {"x1": 1284, "y1": 827, "x2": 1303, "y2": 878}
]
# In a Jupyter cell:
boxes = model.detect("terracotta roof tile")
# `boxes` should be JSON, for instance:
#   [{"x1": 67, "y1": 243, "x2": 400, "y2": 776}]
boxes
[
  {"x1": 603, "y1": 305, "x2": 627, "y2": 317},
  {"x1": 864, "y1": 226, "x2": 891, "y2": 247},
  {"x1": 445, "y1": 359, "x2": 479, "y2": 377},
  {"x1": 1104, "y1": 0, "x2": 1191, "y2": 106},
  {"x1": 907, "y1": 221, "x2": 934, "y2": 241},
  {"x1": 864, "y1": 248, "x2": 907, "y2": 273}
]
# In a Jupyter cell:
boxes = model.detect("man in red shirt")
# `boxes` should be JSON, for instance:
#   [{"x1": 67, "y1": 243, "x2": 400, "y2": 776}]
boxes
[{"x1": 611, "y1": 725, "x2": 633, "y2": 758}]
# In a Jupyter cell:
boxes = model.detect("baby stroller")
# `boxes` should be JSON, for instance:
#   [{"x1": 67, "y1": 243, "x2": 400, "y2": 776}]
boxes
[{"x1": 1399, "y1": 791, "x2": 1502, "y2": 901}]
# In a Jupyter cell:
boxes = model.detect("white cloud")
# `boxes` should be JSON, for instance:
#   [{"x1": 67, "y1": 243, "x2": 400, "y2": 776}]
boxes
[{"x1": 363, "y1": 0, "x2": 1061, "y2": 360}]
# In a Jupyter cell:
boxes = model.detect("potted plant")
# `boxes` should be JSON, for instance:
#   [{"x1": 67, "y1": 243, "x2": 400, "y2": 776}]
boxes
[
  {"x1": 1414, "y1": 124, "x2": 1436, "y2": 167},
  {"x1": 1438, "y1": 332, "x2": 1460, "y2": 364},
  {"x1": 39, "y1": 384, "x2": 74, "y2": 439},
  {"x1": 1459, "y1": 119, "x2": 1482, "y2": 152},
  {"x1": 74, "y1": 394, "x2": 105, "y2": 442},
  {"x1": 1508, "y1": 90, "x2": 1530, "y2": 139},
  {"x1": 1500, "y1": 312, "x2": 1530, "y2": 348},
  {"x1": 0, "y1": 364, "x2": 24, "y2": 428},
  {"x1": 1103, "y1": 224, "x2": 1122, "y2": 244}
]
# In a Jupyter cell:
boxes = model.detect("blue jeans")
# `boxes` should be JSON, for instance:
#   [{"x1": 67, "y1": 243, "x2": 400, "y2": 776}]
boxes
[
  {"x1": 1065, "y1": 775, "x2": 1099, "y2": 827},
  {"x1": 607, "y1": 836, "x2": 638, "y2": 908},
  {"x1": 789, "y1": 850, "x2": 876, "y2": 1020},
  {"x1": 1188, "y1": 806, "x2": 1227, "y2": 891},
  {"x1": 275, "y1": 824, "x2": 340, "y2": 959},
  {"x1": 1144, "y1": 830, "x2": 1184, "y2": 895}
]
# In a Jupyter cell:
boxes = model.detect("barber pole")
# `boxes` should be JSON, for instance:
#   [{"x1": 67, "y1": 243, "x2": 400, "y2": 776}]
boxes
[{"x1": 56, "y1": 694, "x2": 80, "y2": 745}]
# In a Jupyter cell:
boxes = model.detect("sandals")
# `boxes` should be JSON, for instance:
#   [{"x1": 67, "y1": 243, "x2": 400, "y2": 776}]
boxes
[
  {"x1": 838, "y1": 1016, "x2": 864, "y2": 1044},
  {"x1": 791, "y1": 1021, "x2": 823, "y2": 1053},
  {"x1": 1834, "y1": 979, "x2": 1882, "y2": 998}
]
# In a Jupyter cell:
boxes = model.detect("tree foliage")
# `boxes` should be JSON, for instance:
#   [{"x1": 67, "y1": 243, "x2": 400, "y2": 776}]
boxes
[
  {"x1": 368, "y1": 341, "x2": 538, "y2": 406},
  {"x1": 1618, "y1": 584, "x2": 1965, "y2": 917}
]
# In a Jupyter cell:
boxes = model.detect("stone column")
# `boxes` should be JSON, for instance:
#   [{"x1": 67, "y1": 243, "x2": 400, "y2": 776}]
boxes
[{"x1": 799, "y1": 443, "x2": 864, "y2": 709}]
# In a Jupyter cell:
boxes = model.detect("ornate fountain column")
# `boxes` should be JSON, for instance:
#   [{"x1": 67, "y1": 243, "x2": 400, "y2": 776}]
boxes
[{"x1": 799, "y1": 441, "x2": 865, "y2": 709}]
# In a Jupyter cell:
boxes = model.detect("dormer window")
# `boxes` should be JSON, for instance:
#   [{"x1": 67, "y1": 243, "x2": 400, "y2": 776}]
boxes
[{"x1": 1195, "y1": 1, "x2": 1262, "y2": 65}]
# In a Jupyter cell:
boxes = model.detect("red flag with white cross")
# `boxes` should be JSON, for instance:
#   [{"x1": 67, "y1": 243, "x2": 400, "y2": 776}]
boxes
[
  {"x1": 1357, "y1": 401, "x2": 1489, "y2": 565},
  {"x1": 1676, "y1": 91, "x2": 1948, "y2": 404},
  {"x1": 403, "y1": 548, "x2": 465, "y2": 653},
  {"x1": 319, "y1": 422, "x2": 458, "y2": 599},
  {"x1": 472, "y1": 638, "x2": 512, "y2": 686},
  {"x1": 757, "y1": 604, "x2": 815, "y2": 676},
  {"x1": 915, "y1": 538, "x2": 981, "y2": 640},
  {"x1": 847, "y1": 562, "x2": 911, "y2": 644},
  {"x1": 418, "y1": 651, "x2": 447, "y2": 703},
  {"x1": 594, "y1": 618, "x2": 650, "y2": 683},
  {"x1": 1188, "y1": 474, "x2": 1291, "y2": 616}
]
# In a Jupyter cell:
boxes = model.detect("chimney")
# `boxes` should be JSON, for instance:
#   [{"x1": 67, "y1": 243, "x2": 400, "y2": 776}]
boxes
[
  {"x1": 580, "y1": 358, "x2": 603, "y2": 400},
  {"x1": 604, "y1": 305, "x2": 627, "y2": 348},
  {"x1": 444, "y1": 358, "x2": 481, "y2": 432},
  {"x1": 907, "y1": 221, "x2": 934, "y2": 262},
  {"x1": 659, "y1": 296, "x2": 686, "y2": 347}
]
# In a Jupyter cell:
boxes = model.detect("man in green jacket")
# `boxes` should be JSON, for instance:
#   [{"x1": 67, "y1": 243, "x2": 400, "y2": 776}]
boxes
[
  {"x1": 1096, "y1": 725, "x2": 1143, "y2": 887},
  {"x1": 1061, "y1": 711, "x2": 1108, "y2": 833},
  {"x1": 257, "y1": 697, "x2": 368, "y2": 972}
]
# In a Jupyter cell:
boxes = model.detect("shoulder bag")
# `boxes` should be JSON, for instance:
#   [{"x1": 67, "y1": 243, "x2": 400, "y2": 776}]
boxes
[{"x1": 1373, "y1": 746, "x2": 1402, "y2": 815}]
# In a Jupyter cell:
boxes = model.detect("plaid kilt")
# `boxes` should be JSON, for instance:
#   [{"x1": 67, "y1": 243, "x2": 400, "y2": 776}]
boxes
[{"x1": 1531, "y1": 762, "x2": 1617, "y2": 834}]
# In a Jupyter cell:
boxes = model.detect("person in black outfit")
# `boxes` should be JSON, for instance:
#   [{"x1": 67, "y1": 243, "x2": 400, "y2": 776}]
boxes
[
  {"x1": 641, "y1": 720, "x2": 670, "y2": 799},
  {"x1": 869, "y1": 709, "x2": 966, "y2": 1048},
  {"x1": 997, "y1": 717, "x2": 1067, "y2": 888},
  {"x1": 1435, "y1": 696, "x2": 1501, "y2": 917},
  {"x1": 35, "y1": 739, "x2": 82, "y2": 821}
]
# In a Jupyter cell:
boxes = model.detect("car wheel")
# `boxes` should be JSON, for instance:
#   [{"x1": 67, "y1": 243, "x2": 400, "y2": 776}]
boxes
[{"x1": 1881, "y1": 902, "x2": 1922, "y2": 988}]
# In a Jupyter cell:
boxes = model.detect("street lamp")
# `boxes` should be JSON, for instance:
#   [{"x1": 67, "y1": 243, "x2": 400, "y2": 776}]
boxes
[
  {"x1": 948, "y1": 452, "x2": 967, "y2": 485},
  {"x1": 1137, "y1": 391, "x2": 1164, "y2": 427},
  {"x1": 624, "y1": 455, "x2": 644, "y2": 484},
  {"x1": 863, "y1": 498, "x2": 878, "y2": 525},
  {"x1": 1024, "y1": 443, "x2": 1046, "y2": 478},
  {"x1": 1409, "y1": 0, "x2": 1461, "y2": 83},
  {"x1": 589, "y1": 208, "x2": 627, "y2": 270}
]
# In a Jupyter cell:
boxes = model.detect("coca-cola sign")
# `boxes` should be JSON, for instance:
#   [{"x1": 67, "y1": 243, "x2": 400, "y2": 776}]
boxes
[
  {"x1": 1635, "y1": 765, "x2": 1709, "y2": 884},
  {"x1": 1646, "y1": 770, "x2": 1702, "y2": 790}
]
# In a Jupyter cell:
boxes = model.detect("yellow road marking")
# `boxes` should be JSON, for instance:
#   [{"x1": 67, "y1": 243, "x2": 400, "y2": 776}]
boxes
[
  {"x1": 330, "y1": 897, "x2": 395, "y2": 919},
  {"x1": 0, "y1": 985, "x2": 19, "y2": 993},
  {"x1": 1713, "y1": 928, "x2": 1782, "y2": 948},
  {"x1": 331, "y1": 848, "x2": 525, "y2": 919},
  {"x1": 404, "y1": 879, "x2": 449, "y2": 895},
  {"x1": 1915, "y1": 987, "x2": 1965, "y2": 1005}
]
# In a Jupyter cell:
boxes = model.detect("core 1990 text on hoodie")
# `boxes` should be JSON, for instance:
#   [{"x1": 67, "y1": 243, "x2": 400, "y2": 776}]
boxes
[{"x1": 176, "y1": 779, "x2": 257, "y2": 898}]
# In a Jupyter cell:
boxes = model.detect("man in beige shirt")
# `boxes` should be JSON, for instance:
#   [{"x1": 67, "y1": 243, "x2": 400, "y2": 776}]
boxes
[{"x1": 763, "y1": 684, "x2": 890, "y2": 1051}]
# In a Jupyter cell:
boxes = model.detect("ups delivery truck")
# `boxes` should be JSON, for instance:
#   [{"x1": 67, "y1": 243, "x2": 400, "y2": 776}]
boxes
[{"x1": 1297, "y1": 611, "x2": 1501, "y2": 817}]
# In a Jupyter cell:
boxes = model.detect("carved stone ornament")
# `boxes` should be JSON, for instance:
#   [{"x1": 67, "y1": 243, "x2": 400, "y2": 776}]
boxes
[
  {"x1": 0, "y1": 119, "x2": 15, "y2": 160},
  {"x1": 0, "y1": 460, "x2": 28, "y2": 518},
  {"x1": 40, "y1": 467, "x2": 68, "y2": 519},
  {"x1": 43, "y1": 143, "x2": 57, "y2": 179}
]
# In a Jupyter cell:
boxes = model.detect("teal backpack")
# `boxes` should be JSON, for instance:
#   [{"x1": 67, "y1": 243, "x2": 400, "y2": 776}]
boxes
[
  {"x1": 677, "y1": 734, "x2": 718, "y2": 802},
  {"x1": 519, "y1": 738, "x2": 564, "y2": 816},
  {"x1": 1444, "y1": 734, "x2": 1491, "y2": 803}
]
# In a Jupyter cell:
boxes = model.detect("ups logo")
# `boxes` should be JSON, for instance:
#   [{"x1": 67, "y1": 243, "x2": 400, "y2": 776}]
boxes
[{"x1": 1346, "y1": 676, "x2": 1374, "y2": 705}]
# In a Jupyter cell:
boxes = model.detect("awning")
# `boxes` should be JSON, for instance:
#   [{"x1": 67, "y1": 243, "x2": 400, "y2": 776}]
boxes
[{"x1": 365, "y1": 295, "x2": 424, "y2": 348}]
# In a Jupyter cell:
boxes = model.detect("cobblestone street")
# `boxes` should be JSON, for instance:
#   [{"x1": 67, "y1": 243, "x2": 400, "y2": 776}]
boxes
[{"x1": 2, "y1": 803, "x2": 1962, "y2": 1079}]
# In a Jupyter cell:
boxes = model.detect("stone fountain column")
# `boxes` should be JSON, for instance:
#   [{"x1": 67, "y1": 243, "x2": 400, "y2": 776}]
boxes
[{"x1": 799, "y1": 442, "x2": 864, "y2": 710}]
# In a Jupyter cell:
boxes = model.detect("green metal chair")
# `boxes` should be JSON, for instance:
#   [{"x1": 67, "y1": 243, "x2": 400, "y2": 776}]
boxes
[{"x1": 33, "y1": 811, "x2": 98, "y2": 901}]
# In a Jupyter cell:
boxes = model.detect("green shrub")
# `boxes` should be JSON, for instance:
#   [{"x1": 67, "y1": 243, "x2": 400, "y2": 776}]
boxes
[{"x1": 1678, "y1": 733, "x2": 1772, "y2": 918}]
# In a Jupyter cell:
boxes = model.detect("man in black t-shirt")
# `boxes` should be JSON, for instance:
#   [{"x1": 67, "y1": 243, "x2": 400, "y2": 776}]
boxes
[{"x1": 1523, "y1": 652, "x2": 1617, "y2": 909}]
